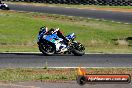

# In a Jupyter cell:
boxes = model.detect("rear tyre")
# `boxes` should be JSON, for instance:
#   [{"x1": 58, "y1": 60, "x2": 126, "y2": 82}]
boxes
[
  {"x1": 1, "y1": 6, "x2": 9, "y2": 10},
  {"x1": 39, "y1": 43, "x2": 55, "y2": 56}
]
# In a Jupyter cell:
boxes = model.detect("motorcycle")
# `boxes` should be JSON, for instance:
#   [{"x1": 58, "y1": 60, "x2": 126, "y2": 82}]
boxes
[
  {"x1": 37, "y1": 28, "x2": 85, "y2": 56},
  {"x1": 0, "y1": 3, "x2": 10, "y2": 10}
]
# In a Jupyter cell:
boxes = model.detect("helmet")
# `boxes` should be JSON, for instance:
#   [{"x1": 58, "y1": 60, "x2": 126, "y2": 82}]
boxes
[
  {"x1": 49, "y1": 28, "x2": 59, "y2": 34},
  {"x1": 49, "y1": 28, "x2": 55, "y2": 34},
  {"x1": 39, "y1": 26, "x2": 48, "y2": 34}
]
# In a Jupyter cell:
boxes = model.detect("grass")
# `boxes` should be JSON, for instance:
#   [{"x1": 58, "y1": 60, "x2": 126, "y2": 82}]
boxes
[
  {"x1": 0, "y1": 10, "x2": 132, "y2": 53},
  {"x1": 5, "y1": 1, "x2": 132, "y2": 10},
  {"x1": 0, "y1": 68, "x2": 132, "y2": 82}
]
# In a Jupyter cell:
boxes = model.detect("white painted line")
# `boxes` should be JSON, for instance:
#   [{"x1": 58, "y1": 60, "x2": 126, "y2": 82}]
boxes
[
  {"x1": 102, "y1": 20, "x2": 107, "y2": 21},
  {"x1": 124, "y1": 23, "x2": 130, "y2": 25},
  {"x1": 1, "y1": 52, "x2": 132, "y2": 54},
  {"x1": 2, "y1": 66, "x2": 132, "y2": 69},
  {"x1": 87, "y1": 18, "x2": 92, "y2": 19},
  {"x1": 95, "y1": 19, "x2": 100, "y2": 21},
  {"x1": 0, "y1": 52, "x2": 42, "y2": 54},
  {"x1": 117, "y1": 22, "x2": 121, "y2": 24},
  {"x1": 0, "y1": 83, "x2": 39, "y2": 88},
  {"x1": 111, "y1": 21, "x2": 115, "y2": 22},
  {"x1": 23, "y1": 67, "x2": 132, "y2": 69}
]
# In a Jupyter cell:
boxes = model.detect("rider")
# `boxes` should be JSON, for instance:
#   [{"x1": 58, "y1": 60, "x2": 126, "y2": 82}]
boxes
[
  {"x1": 37, "y1": 26, "x2": 48, "y2": 44},
  {"x1": 38, "y1": 26, "x2": 70, "y2": 52},
  {"x1": 46, "y1": 28, "x2": 70, "y2": 45}
]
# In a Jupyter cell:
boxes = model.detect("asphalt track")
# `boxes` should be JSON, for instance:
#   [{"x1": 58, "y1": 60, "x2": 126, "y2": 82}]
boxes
[
  {"x1": 8, "y1": 4, "x2": 132, "y2": 23},
  {"x1": 0, "y1": 53, "x2": 132, "y2": 68},
  {"x1": 0, "y1": 81, "x2": 132, "y2": 88}
]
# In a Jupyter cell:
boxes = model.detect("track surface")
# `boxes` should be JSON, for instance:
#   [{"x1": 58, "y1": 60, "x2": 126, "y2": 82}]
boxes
[
  {"x1": 1, "y1": 81, "x2": 132, "y2": 88},
  {"x1": 0, "y1": 53, "x2": 132, "y2": 68},
  {"x1": 8, "y1": 4, "x2": 132, "y2": 23}
]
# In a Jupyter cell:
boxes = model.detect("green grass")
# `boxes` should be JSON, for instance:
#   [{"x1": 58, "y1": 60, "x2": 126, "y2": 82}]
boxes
[
  {"x1": 0, "y1": 10, "x2": 132, "y2": 53},
  {"x1": 0, "y1": 68, "x2": 132, "y2": 82},
  {"x1": 0, "y1": 68, "x2": 76, "y2": 82},
  {"x1": 5, "y1": 1, "x2": 132, "y2": 9}
]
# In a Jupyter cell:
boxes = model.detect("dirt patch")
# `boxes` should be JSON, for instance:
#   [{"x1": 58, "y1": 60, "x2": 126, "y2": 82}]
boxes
[{"x1": 112, "y1": 37, "x2": 132, "y2": 46}]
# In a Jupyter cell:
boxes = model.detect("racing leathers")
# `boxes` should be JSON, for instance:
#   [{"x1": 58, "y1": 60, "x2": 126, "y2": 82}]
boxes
[{"x1": 46, "y1": 28, "x2": 69, "y2": 45}]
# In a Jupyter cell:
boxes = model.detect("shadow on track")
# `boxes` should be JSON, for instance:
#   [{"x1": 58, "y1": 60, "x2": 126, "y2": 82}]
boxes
[{"x1": 0, "y1": 53, "x2": 75, "y2": 57}]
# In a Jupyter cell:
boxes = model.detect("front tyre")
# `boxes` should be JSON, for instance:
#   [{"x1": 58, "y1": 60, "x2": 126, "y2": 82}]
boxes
[
  {"x1": 39, "y1": 43, "x2": 55, "y2": 56},
  {"x1": 72, "y1": 42, "x2": 85, "y2": 56}
]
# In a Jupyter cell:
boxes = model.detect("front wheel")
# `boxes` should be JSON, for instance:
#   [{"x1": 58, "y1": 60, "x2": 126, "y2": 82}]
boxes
[
  {"x1": 39, "y1": 43, "x2": 55, "y2": 56},
  {"x1": 6, "y1": 7, "x2": 10, "y2": 10},
  {"x1": 72, "y1": 42, "x2": 85, "y2": 56}
]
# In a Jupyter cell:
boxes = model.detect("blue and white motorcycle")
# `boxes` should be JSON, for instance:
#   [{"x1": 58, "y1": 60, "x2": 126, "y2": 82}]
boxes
[
  {"x1": 0, "y1": 3, "x2": 9, "y2": 10},
  {"x1": 37, "y1": 28, "x2": 85, "y2": 56}
]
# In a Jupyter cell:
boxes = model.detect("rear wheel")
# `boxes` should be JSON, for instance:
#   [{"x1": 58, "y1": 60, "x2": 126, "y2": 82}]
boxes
[
  {"x1": 1, "y1": 6, "x2": 5, "y2": 10},
  {"x1": 39, "y1": 43, "x2": 55, "y2": 56},
  {"x1": 1, "y1": 6, "x2": 9, "y2": 10}
]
